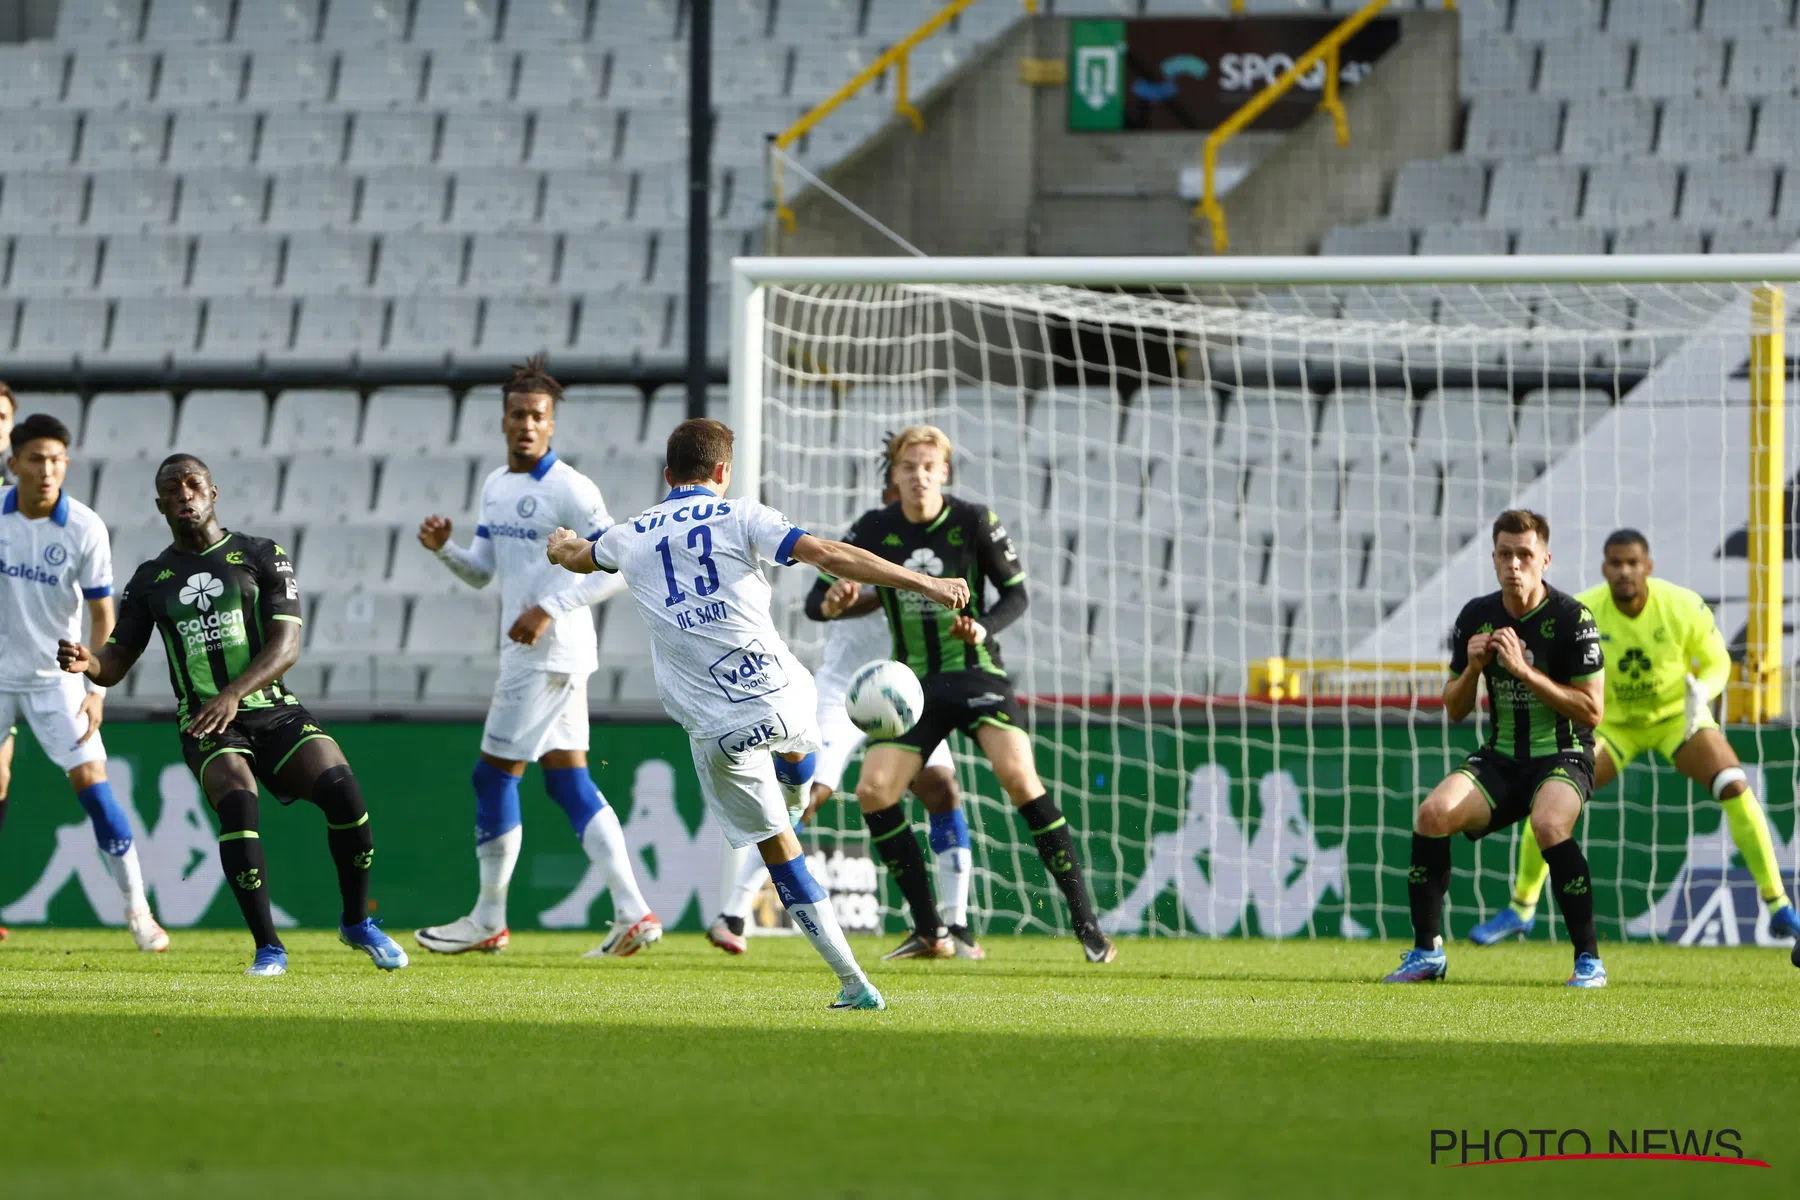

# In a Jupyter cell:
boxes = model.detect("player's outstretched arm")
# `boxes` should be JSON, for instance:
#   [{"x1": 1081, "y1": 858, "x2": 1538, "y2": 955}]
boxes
[
  {"x1": 546, "y1": 527, "x2": 601, "y2": 574},
  {"x1": 420, "y1": 515, "x2": 495, "y2": 588},
  {"x1": 791, "y1": 535, "x2": 969, "y2": 611},
  {"x1": 57, "y1": 638, "x2": 139, "y2": 689}
]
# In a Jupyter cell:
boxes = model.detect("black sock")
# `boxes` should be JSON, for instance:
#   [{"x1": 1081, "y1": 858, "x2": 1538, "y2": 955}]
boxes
[
  {"x1": 1017, "y1": 795, "x2": 1100, "y2": 937},
  {"x1": 1408, "y1": 833, "x2": 1452, "y2": 951},
  {"x1": 1541, "y1": 838, "x2": 1599, "y2": 960},
  {"x1": 215, "y1": 789, "x2": 281, "y2": 950},
  {"x1": 721, "y1": 914, "x2": 745, "y2": 937},
  {"x1": 312, "y1": 765, "x2": 373, "y2": 928},
  {"x1": 863, "y1": 804, "x2": 943, "y2": 935}
]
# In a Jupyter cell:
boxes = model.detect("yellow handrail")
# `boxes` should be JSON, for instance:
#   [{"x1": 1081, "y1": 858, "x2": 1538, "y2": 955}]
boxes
[
  {"x1": 1196, "y1": 0, "x2": 1455, "y2": 253},
  {"x1": 770, "y1": 0, "x2": 975, "y2": 234}
]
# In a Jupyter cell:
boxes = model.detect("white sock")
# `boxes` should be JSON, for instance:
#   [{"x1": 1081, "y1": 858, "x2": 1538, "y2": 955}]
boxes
[
  {"x1": 771, "y1": 856, "x2": 865, "y2": 988},
  {"x1": 719, "y1": 842, "x2": 768, "y2": 921},
  {"x1": 935, "y1": 846, "x2": 972, "y2": 928},
  {"x1": 581, "y1": 806, "x2": 650, "y2": 924},
  {"x1": 104, "y1": 845, "x2": 148, "y2": 911},
  {"x1": 473, "y1": 826, "x2": 521, "y2": 929}
]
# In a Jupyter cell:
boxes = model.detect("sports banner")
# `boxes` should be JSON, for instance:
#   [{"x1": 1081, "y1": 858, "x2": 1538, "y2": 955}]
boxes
[
  {"x1": 1066, "y1": 16, "x2": 1402, "y2": 133},
  {"x1": 2, "y1": 719, "x2": 1795, "y2": 941}
]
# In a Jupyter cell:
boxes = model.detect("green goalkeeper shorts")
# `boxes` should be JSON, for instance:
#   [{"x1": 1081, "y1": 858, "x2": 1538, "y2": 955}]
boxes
[{"x1": 1596, "y1": 709, "x2": 1719, "y2": 769}]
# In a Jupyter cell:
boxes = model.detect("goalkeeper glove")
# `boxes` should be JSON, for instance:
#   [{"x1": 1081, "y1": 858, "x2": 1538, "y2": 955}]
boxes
[{"x1": 1683, "y1": 672, "x2": 1712, "y2": 739}]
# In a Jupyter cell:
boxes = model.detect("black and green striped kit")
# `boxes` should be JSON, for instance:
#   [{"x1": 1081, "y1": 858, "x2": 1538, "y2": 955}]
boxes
[
  {"x1": 840, "y1": 495, "x2": 1026, "y2": 678},
  {"x1": 110, "y1": 531, "x2": 305, "y2": 723},
  {"x1": 1449, "y1": 585, "x2": 1603, "y2": 760}
]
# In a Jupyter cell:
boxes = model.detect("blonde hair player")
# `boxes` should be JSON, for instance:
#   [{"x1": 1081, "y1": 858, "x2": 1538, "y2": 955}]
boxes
[
  {"x1": 545, "y1": 418, "x2": 968, "y2": 1010},
  {"x1": 834, "y1": 425, "x2": 1116, "y2": 964},
  {"x1": 1469, "y1": 528, "x2": 1800, "y2": 947}
]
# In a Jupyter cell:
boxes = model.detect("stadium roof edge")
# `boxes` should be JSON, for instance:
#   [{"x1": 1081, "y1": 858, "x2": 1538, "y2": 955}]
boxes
[{"x1": 731, "y1": 254, "x2": 1800, "y2": 288}]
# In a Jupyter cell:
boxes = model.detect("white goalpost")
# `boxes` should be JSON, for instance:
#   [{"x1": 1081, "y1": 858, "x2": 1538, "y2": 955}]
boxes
[{"x1": 731, "y1": 254, "x2": 1800, "y2": 943}]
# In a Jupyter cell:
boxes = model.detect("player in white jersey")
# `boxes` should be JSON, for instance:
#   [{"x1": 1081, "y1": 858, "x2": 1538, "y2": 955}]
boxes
[
  {"x1": 547, "y1": 418, "x2": 968, "y2": 1010},
  {"x1": 412, "y1": 359, "x2": 660, "y2": 959},
  {"x1": 706, "y1": 476, "x2": 972, "y2": 958},
  {"x1": 0, "y1": 385, "x2": 13, "y2": 940},
  {"x1": 1, "y1": 412, "x2": 168, "y2": 951}
]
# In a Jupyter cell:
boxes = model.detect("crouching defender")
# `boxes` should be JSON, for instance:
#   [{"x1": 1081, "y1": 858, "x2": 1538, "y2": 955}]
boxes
[
  {"x1": 1471, "y1": 528, "x2": 1800, "y2": 945},
  {"x1": 1386, "y1": 509, "x2": 1609, "y2": 988},
  {"x1": 58, "y1": 454, "x2": 407, "y2": 977}
]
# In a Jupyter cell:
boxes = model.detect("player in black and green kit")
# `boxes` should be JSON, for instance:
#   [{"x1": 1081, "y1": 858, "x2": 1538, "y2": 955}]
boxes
[
  {"x1": 57, "y1": 453, "x2": 407, "y2": 976},
  {"x1": 1384, "y1": 509, "x2": 1609, "y2": 988},
  {"x1": 835, "y1": 425, "x2": 1115, "y2": 964}
]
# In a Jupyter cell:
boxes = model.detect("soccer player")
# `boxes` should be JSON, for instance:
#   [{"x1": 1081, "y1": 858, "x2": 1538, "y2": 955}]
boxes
[
  {"x1": 0, "y1": 383, "x2": 14, "y2": 942},
  {"x1": 2, "y1": 412, "x2": 168, "y2": 951},
  {"x1": 1385, "y1": 509, "x2": 1608, "y2": 988},
  {"x1": 1470, "y1": 528, "x2": 1800, "y2": 945},
  {"x1": 841, "y1": 425, "x2": 1116, "y2": 964},
  {"x1": 57, "y1": 454, "x2": 406, "y2": 977},
  {"x1": 413, "y1": 358, "x2": 660, "y2": 959},
  {"x1": 546, "y1": 418, "x2": 969, "y2": 1010},
  {"x1": 706, "y1": 472, "x2": 973, "y2": 958}
]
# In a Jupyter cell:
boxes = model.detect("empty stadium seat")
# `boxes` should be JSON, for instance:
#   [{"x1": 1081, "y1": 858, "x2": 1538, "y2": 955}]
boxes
[
  {"x1": 482, "y1": 296, "x2": 574, "y2": 356},
  {"x1": 446, "y1": 172, "x2": 542, "y2": 231},
  {"x1": 280, "y1": 453, "x2": 376, "y2": 520},
  {"x1": 58, "y1": 0, "x2": 143, "y2": 44},
  {"x1": 362, "y1": 386, "x2": 456, "y2": 453},
  {"x1": 373, "y1": 454, "x2": 472, "y2": 520},
  {"x1": 1, "y1": 112, "x2": 78, "y2": 169},
  {"x1": 465, "y1": 231, "x2": 555, "y2": 291},
  {"x1": 503, "y1": 0, "x2": 591, "y2": 45},
  {"x1": 281, "y1": 232, "x2": 376, "y2": 291},
  {"x1": 1700, "y1": 0, "x2": 1792, "y2": 33},
  {"x1": 1386, "y1": 158, "x2": 1486, "y2": 225},
  {"x1": 322, "y1": 0, "x2": 411, "y2": 45},
  {"x1": 1560, "y1": 98, "x2": 1654, "y2": 159},
  {"x1": 66, "y1": 48, "x2": 158, "y2": 107},
  {"x1": 244, "y1": 46, "x2": 336, "y2": 107},
  {"x1": 1634, "y1": 34, "x2": 1726, "y2": 97},
  {"x1": 157, "y1": 47, "x2": 247, "y2": 106},
  {"x1": 422, "y1": 660, "x2": 502, "y2": 705},
  {"x1": 406, "y1": 592, "x2": 502, "y2": 652},
  {"x1": 282, "y1": 296, "x2": 388, "y2": 364},
  {"x1": 84, "y1": 391, "x2": 177, "y2": 458},
  {"x1": 167, "y1": 112, "x2": 256, "y2": 169},
  {"x1": 10, "y1": 235, "x2": 101, "y2": 294},
  {"x1": 0, "y1": 172, "x2": 86, "y2": 234},
  {"x1": 191, "y1": 231, "x2": 282, "y2": 293},
  {"x1": 412, "y1": 0, "x2": 501, "y2": 46},
  {"x1": 172, "y1": 390, "x2": 269, "y2": 456},
  {"x1": 347, "y1": 111, "x2": 438, "y2": 168},
  {"x1": 203, "y1": 297, "x2": 296, "y2": 361},
  {"x1": 202, "y1": 455, "x2": 284, "y2": 523},
  {"x1": 235, "y1": 0, "x2": 323, "y2": 43},
  {"x1": 13, "y1": 298, "x2": 110, "y2": 368},
  {"x1": 309, "y1": 591, "x2": 407, "y2": 655},
  {"x1": 1485, "y1": 162, "x2": 1583, "y2": 226},
  {"x1": 296, "y1": 522, "x2": 392, "y2": 587},
  {"x1": 426, "y1": 48, "x2": 517, "y2": 107},
  {"x1": 1680, "y1": 162, "x2": 1777, "y2": 224},
  {"x1": 0, "y1": 44, "x2": 68, "y2": 107},
  {"x1": 268, "y1": 388, "x2": 363, "y2": 452},
  {"x1": 1538, "y1": 36, "x2": 1630, "y2": 96},
  {"x1": 260, "y1": 113, "x2": 348, "y2": 169},
  {"x1": 1583, "y1": 162, "x2": 1680, "y2": 225},
  {"x1": 86, "y1": 169, "x2": 178, "y2": 232},
  {"x1": 337, "y1": 48, "x2": 428, "y2": 107},
  {"x1": 531, "y1": 108, "x2": 619, "y2": 166},
  {"x1": 516, "y1": 48, "x2": 604, "y2": 104},
  {"x1": 1727, "y1": 32, "x2": 1800, "y2": 94},
  {"x1": 102, "y1": 297, "x2": 201, "y2": 367},
  {"x1": 1658, "y1": 96, "x2": 1753, "y2": 159}
]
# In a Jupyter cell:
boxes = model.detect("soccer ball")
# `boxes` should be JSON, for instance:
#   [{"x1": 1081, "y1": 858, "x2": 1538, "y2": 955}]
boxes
[{"x1": 845, "y1": 660, "x2": 925, "y2": 740}]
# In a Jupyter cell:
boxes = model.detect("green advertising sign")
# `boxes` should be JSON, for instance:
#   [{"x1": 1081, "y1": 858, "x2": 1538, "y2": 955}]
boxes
[
  {"x1": 3, "y1": 719, "x2": 1796, "y2": 943},
  {"x1": 1068, "y1": 19, "x2": 1126, "y2": 132}
]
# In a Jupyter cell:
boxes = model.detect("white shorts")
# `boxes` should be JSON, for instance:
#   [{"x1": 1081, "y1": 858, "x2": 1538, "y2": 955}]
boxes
[
  {"x1": 479, "y1": 666, "x2": 590, "y2": 763},
  {"x1": 813, "y1": 703, "x2": 954, "y2": 794},
  {"x1": 0, "y1": 676, "x2": 106, "y2": 773},
  {"x1": 691, "y1": 712, "x2": 823, "y2": 849}
]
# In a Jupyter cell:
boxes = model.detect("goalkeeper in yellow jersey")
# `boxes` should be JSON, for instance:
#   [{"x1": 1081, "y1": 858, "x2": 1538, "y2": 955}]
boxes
[{"x1": 1470, "y1": 528, "x2": 1800, "y2": 945}]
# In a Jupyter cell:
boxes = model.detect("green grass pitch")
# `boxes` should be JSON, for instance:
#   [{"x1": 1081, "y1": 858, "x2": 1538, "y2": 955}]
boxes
[{"x1": 2, "y1": 931, "x2": 1796, "y2": 1199}]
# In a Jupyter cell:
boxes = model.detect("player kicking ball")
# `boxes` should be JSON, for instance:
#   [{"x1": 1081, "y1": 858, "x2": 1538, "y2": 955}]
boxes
[
  {"x1": 708, "y1": 470, "x2": 973, "y2": 958},
  {"x1": 413, "y1": 358, "x2": 660, "y2": 959},
  {"x1": 2, "y1": 412, "x2": 168, "y2": 952},
  {"x1": 547, "y1": 418, "x2": 969, "y2": 1010},
  {"x1": 842, "y1": 426, "x2": 1115, "y2": 963},
  {"x1": 58, "y1": 454, "x2": 406, "y2": 977},
  {"x1": 1470, "y1": 528, "x2": 1800, "y2": 946},
  {"x1": 1386, "y1": 509, "x2": 1609, "y2": 988}
]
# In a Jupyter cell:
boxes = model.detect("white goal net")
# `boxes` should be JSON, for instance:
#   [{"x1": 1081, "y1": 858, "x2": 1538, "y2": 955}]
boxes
[{"x1": 732, "y1": 256, "x2": 1800, "y2": 943}]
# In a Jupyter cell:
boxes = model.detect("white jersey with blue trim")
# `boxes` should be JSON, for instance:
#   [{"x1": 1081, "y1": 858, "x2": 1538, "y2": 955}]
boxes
[
  {"x1": 472, "y1": 450, "x2": 613, "y2": 675},
  {"x1": 590, "y1": 484, "x2": 814, "y2": 738},
  {"x1": 0, "y1": 487, "x2": 113, "y2": 690}
]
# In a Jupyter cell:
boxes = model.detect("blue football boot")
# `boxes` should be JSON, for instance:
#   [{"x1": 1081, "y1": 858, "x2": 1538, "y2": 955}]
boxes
[
  {"x1": 245, "y1": 945, "x2": 288, "y2": 977},
  {"x1": 1468, "y1": 906, "x2": 1535, "y2": 945},
  {"x1": 1566, "y1": 953, "x2": 1607, "y2": 988},
  {"x1": 1767, "y1": 903, "x2": 1800, "y2": 941},
  {"x1": 340, "y1": 918, "x2": 409, "y2": 970},
  {"x1": 1381, "y1": 946, "x2": 1447, "y2": 983}
]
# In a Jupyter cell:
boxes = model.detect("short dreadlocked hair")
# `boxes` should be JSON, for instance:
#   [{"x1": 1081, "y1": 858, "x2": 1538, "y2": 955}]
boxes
[{"x1": 502, "y1": 355, "x2": 563, "y2": 404}]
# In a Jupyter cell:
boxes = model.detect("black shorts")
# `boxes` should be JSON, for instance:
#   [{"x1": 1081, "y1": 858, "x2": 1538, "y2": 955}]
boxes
[
  {"x1": 181, "y1": 702, "x2": 337, "y2": 804},
  {"x1": 872, "y1": 670, "x2": 1027, "y2": 761},
  {"x1": 1454, "y1": 749, "x2": 1594, "y2": 841}
]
